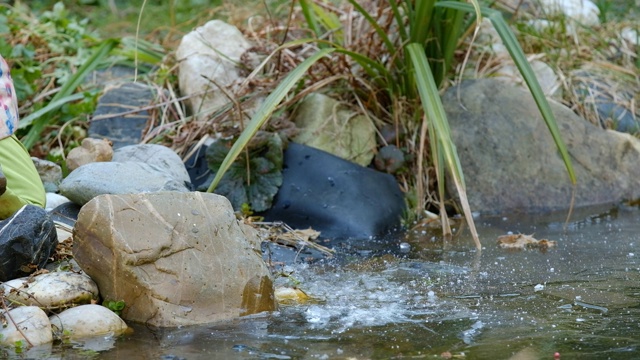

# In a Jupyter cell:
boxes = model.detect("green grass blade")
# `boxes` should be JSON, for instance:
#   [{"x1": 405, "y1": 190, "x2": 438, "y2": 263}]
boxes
[
  {"x1": 345, "y1": 0, "x2": 397, "y2": 56},
  {"x1": 409, "y1": 0, "x2": 435, "y2": 44},
  {"x1": 407, "y1": 43, "x2": 481, "y2": 250},
  {"x1": 206, "y1": 48, "x2": 335, "y2": 193},
  {"x1": 18, "y1": 93, "x2": 86, "y2": 129},
  {"x1": 299, "y1": 0, "x2": 321, "y2": 38},
  {"x1": 22, "y1": 38, "x2": 119, "y2": 149}
]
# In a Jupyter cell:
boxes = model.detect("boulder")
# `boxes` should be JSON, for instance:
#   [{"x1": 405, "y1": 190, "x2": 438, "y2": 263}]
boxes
[
  {"x1": 49, "y1": 305, "x2": 128, "y2": 339},
  {"x1": 0, "y1": 205, "x2": 57, "y2": 281},
  {"x1": 59, "y1": 162, "x2": 190, "y2": 205},
  {"x1": 1, "y1": 272, "x2": 98, "y2": 310},
  {"x1": 0, "y1": 306, "x2": 52, "y2": 347},
  {"x1": 261, "y1": 143, "x2": 405, "y2": 240},
  {"x1": 293, "y1": 93, "x2": 377, "y2": 166},
  {"x1": 443, "y1": 79, "x2": 640, "y2": 214},
  {"x1": 176, "y1": 20, "x2": 252, "y2": 121},
  {"x1": 72, "y1": 192, "x2": 276, "y2": 327}
]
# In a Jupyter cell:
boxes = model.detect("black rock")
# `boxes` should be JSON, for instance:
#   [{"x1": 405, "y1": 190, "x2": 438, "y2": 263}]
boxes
[
  {"x1": 50, "y1": 202, "x2": 82, "y2": 227},
  {"x1": 261, "y1": 143, "x2": 405, "y2": 240},
  {"x1": 0, "y1": 205, "x2": 58, "y2": 281},
  {"x1": 89, "y1": 82, "x2": 157, "y2": 149}
]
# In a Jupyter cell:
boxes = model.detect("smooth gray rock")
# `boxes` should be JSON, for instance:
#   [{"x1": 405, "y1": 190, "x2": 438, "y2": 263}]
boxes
[
  {"x1": 113, "y1": 144, "x2": 190, "y2": 185},
  {"x1": 73, "y1": 192, "x2": 276, "y2": 327},
  {"x1": 59, "y1": 162, "x2": 190, "y2": 205},
  {"x1": 443, "y1": 79, "x2": 640, "y2": 214},
  {"x1": 0, "y1": 205, "x2": 57, "y2": 281}
]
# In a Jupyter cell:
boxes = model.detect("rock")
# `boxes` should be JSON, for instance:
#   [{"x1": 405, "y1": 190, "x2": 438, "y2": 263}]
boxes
[
  {"x1": 112, "y1": 144, "x2": 191, "y2": 185},
  {"x1": 58, "y1": 162, "x2": 190, "y2": 206},
  {"x1": 73, "y1": 192, "x2": 276, "y2": 327},
  {"x1": 621, "y1": 27, "x2": 638, "y2": 46},
  {"x1": 0, "y1": 205, "x2": 57, "y2": 281},
  {"x1": 0, "y1": 306, "x2": 53, "y2": 347},
  {"x1": 536, "y1": 0, "x2": 600, "y2": 26},
  {"x1": 31, "y1": 158, "x2": 63, "y2": 193},
  {"x1": 293, "y1": 93, "x2": 377, "y2": 166},
  {"x1": 176, "y1": 20, "x2": 252, "y2": 121},
  {"x1": 66, "y1": 138, "x2": 114, "y2": 171},
  {"x1": 374, "y1": 145, "x2": 406, "y2": 174},
  {"x1": 49, "y1": 202, "x2": 81, "y2": 228},
  {"x1": 443, "y1": 79, "x2": 640, "y2": 214},
  {"x1": 49, "y1": 305, "x2": 128, "y2": 339},
  {"x1": 1, "y1": 272, "x2": 99, "y2": 310},
  {"x1": 45, "y1": 193, "x2": 70, "y2": 212},
  {"x1": 261, "y1": 143, "x2": 405, "y2": 240},
  {"x1": 494, "y1": 58, "x2": 563, "y2": 99},
  {"x1": 89, "y1": 82, "x2": 158, "y2": 149},
  {"x1": 571, "y1": 70, "x2": 638, "y2": 134}
]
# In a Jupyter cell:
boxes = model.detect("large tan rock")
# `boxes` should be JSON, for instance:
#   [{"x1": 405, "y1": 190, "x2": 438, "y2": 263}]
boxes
[
  {"x1": 72, "y1": 192, "x2": 276, "y2": 327},
  {"x1": 444, "y1": 79, "x2": 640, "y2": 214}
]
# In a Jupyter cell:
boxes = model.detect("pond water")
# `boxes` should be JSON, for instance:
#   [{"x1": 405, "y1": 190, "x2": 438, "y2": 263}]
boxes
[{"x1": 10, "y1": 204, "x2": 640, "y2": 359}]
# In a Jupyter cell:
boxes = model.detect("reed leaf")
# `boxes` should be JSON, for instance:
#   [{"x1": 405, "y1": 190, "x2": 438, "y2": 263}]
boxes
[
  {"x1": 407, "y1": 43, "x2": 481, "y2": 250},
  {"x1": 206, "y1": 48, "x2": 335, "y2": 193}
]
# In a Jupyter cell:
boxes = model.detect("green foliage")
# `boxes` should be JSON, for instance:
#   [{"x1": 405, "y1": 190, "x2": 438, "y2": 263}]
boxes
[
  {"x1": 103, "y1": 299, "x2": 126, "y2": 316},
  {"x1": 0, "y1": 1, "x2": 165, "y2": 151},
  {"x1": 206, "y1": 133, "x2": 284, "y2": 212}
]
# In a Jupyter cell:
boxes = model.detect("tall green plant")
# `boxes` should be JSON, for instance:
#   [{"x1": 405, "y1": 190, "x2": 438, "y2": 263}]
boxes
[{"x1": 208, "y1": 0, "x2": 577, "y2": 250}]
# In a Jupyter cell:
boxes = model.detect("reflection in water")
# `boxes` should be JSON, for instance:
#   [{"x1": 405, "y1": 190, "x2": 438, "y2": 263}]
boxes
[{"x1": 20, "y1": 205, "x2": 640, "y2": 359}]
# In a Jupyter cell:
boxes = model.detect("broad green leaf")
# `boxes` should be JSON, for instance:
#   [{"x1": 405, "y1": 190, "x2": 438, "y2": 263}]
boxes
[{"x1": 206, "y1": 133, "x2": 284, "y2": 212}]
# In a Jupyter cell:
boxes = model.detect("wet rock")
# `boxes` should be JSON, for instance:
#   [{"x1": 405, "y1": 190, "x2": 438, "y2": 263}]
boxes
[
  {"x1": 73, "y1": 192, "x2": 276, "y2": 327},
  {"x1": 49, "y1": 305, "x2": 128, "y2": 339},
  {"x1": 443, "y1": 79, "x2": 640, "y2": 214},
  {"x1": 177, "y1": 20, "x2": 252, "y2": 121},
  {"x1": 1, "y1": 272, "x2": 98, "y2": 310},
  {"x1": 0, "y1": 306, "x2": 53, "y2": 347},
  {"x1": 0, "y1": 205, "x2": 57, "y2": 281},
  {"x1": 112, "y1": 144, "x2": 190, "y2": 185},
  {"x1": 58, "y1": 162, "x2": 190, "y2": 206},
  {"x1": 31, "y1": 158, "x2": 62, "y2": 193},
  {"x1": 293, "y1": 93, "x2": 376, "y2": 166},
  {"x1": 89, "y1": 82, "x2": 157, "y2": 149},
  {"x1": 66, "y1": 138, "x2": 114, "y2": 171},
  {"x1": 261, "y1": 143, "x2": 405, "y2": 240}
]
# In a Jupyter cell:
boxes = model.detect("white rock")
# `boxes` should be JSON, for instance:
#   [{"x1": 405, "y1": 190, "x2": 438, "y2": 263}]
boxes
[
  {"x1": 45, "y1": 192, "x2": 70, "y2": 212},
  {"x1": 621, "y1": 27, "x2": 638, "y2": 46},
  {"x1": 49, "y1": 305, "x2": 128, "y2": 339},
  {"x1": 176, "y1": 20, "x2": 252, "y2": 121},
  {"x1": 536, "y1": 0, "x2": 600, "y2": 26},
  {"x1": 1, "y1": 272, "x2": 99, "y2": 310},
  {"x1": 0, "y1": 306, "x2": 52, "y2": 346}
]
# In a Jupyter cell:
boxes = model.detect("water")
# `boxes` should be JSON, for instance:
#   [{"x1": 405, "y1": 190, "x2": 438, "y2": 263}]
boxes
[{"x1": 8, "y1": 205, "x2": 640, "y2": 359}]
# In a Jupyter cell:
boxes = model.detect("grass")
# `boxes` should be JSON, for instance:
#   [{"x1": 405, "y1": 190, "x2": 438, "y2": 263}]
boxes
[{"x1": 3, "y1": 0, "x2": 638, "y2": 248}]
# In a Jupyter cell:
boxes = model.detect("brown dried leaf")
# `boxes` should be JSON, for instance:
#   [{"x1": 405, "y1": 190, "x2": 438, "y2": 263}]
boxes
[{"x1": 497, "y1": 234, "x2": 557, "y2": 250}]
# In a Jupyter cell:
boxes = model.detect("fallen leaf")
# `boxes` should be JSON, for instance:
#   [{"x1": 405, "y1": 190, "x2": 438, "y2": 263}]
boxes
[{"x1": 497, "y1": 234, "x2": 557, "y2": 250}]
